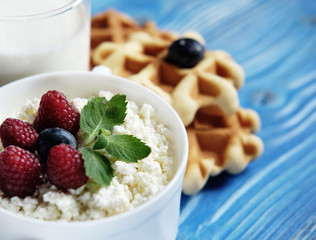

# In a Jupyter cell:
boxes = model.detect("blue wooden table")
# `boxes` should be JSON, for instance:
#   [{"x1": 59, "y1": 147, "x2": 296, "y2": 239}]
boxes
[{"x1": 91, "y1": 1, "x2": 316, "y2": 239}]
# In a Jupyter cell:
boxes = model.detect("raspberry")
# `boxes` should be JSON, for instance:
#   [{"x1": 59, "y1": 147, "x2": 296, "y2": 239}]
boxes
[
  {"x1": 0, "y1": 118, "x2": 39, "y2": 152},
  {"x1": 0, "y1": 146, "x2": 42, "y2": 198},
  {"x1": 34, "y1": 90, "x2": 80, "y2": 136},
  {"x1": 47, "y1": 144, "x2": 88, "y2": 190}
]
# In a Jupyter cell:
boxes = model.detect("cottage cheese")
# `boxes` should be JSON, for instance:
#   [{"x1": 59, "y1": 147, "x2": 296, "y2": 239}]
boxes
[{"x1": 0, "y1": 91, "x2": 177, "y2": 221}]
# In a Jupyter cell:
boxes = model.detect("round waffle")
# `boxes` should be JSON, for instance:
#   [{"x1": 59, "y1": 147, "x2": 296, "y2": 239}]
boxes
[
  {"x1": 183, "y1": 108, "x2": 263, "y2": 195},
  {"x1": 93, "y1": 31, "x2": 244, "y2": 126}
]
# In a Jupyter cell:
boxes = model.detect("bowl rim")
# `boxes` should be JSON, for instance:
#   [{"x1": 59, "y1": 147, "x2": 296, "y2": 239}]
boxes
[
  {"x1": 0, "y1": 0, "x2": 86, "y2": 22},
  {"x1": 0, "y1": 70, "x2": 189, "y2": 226}
]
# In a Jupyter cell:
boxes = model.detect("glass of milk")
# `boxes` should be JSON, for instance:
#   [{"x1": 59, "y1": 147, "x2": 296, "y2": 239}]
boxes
[{"x1": 0, "y1": 0, "x2": 91, "y2": 86}]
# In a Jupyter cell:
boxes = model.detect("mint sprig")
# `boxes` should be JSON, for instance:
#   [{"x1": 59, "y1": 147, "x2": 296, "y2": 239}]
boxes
[{"x1": 79, "y1": 95, "x2": 151, "y2": 186}]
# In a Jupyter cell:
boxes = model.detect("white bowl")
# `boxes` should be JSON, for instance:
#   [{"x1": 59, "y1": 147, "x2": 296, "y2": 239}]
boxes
[{"x1": 0, "y1": 69, "x2": 188, "y2": 240}]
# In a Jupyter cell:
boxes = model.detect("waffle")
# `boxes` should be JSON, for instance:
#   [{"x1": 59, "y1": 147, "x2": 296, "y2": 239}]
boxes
[
  {"x1": 183, "y1": 108, "x2": 263, "y2": 195},
  {"x1": 90, "y1": 10, "x2": 263, "y2": 195},
  {"x1": 92, "y1": 30, "x2": 245, "y2": 126}
]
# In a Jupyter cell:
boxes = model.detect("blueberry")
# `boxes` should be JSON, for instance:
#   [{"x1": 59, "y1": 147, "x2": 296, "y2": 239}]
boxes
[
  {"x1": 36, "y1": 127, "x2": 77, "y2": 162},
  {"x1": 165, "y1": 38, "x2": 205, "y2": 68}
]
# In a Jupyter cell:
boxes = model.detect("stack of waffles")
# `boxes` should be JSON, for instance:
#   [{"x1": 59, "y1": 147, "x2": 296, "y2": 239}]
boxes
[{"x1": 90, "y1": 10, "x2": 264, "y2": 195}]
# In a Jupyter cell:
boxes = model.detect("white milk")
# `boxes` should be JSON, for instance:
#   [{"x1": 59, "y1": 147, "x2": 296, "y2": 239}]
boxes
[{"x1": 0, "y1": 0, "x2": 90, "y2": 85}]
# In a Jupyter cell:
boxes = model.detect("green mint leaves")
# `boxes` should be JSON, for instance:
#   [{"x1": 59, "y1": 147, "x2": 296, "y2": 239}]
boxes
[{"x1": 79, "y1": 95, "x2": 151, "y2": 186}]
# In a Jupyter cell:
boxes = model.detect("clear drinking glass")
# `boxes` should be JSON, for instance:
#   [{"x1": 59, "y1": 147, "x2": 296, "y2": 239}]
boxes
[{"x1": 0, "y1": 0, "x2": 91, "y2": 86}]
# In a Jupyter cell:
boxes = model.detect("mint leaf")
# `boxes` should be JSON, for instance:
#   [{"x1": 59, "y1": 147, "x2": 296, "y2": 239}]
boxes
[
  {"x1": 93, "y1": 134, "x2": 151, "y2": 163},
  {"x1": 82, "y1": 147, "x2": 114, "y2": 186},
  {"x1": 80, "y1": 95, "x2": 127, "y2": 139},
  {"x1": 104, "y1": 94, "x2": 128, "y2": 127}
]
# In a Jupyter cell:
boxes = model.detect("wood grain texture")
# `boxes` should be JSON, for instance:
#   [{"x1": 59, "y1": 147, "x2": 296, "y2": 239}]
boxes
[{"x1": 91, "y1": 0, "x2": 316, "y2": 239}]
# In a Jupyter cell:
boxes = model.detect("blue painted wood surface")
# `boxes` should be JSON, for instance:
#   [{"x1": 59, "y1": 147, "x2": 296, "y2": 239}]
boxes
[{"x1": 91, "y1": 0, "x2": 316, "y2": 239}]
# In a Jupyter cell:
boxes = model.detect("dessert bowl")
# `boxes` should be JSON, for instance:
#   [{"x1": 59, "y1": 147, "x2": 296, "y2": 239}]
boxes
[{"x1": 0, "y1": 68, "x2": 188, "y2": 240}]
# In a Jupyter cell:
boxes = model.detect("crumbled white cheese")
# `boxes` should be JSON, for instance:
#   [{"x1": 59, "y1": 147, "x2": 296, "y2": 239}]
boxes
[
  {"x1": 18, "y1": 98, "x2": 40, "y2": 124},
  {"x1": 0, "y1": 91, "x2": 177, "y2": 221}
]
